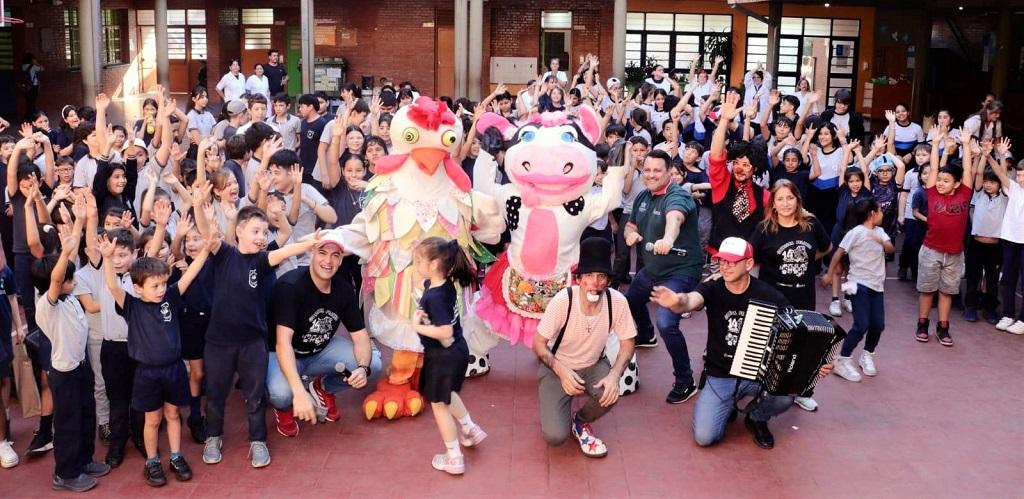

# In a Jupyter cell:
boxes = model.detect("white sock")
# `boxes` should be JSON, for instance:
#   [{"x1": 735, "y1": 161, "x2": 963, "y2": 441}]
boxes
[
  {"x1": 445, "y1": 439, "x2": 462, "y2": 458},
  {"x1": 457, "y1": 414, "x2": 475, "y2": 432}
]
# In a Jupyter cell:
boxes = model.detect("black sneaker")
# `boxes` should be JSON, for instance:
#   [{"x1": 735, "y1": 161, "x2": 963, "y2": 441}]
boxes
[
  {"x1": 744, "y1": 415, "x2": 775, "y2": 449},
  {"x1": 915, "y1": 319, "x2": 930, "y2": 343},
  {"x1": 666, "y1": 381, "x2": 697, "y2": 404},
  {"x1": 52, "y1": 473, "x2": 98, "y2": 492},
  {"x1": 82, "y1": 461, "x2": 111, "y2": 477},
  {"x1": 169, "y1": 455, "x2": 193, "y2": 481},
  {"x1": 144, "y1": 459, "x2": 167, "y2": 487},
  {"x1": 187, "y1": 416, "x2": 206, "y2": 444},
  {"x1": 26, "y1": 431, "x2": 53, "y2": 458},
  {"x1": 897, "y1": 268, "x2": 908, "y2": 281},
  {"x1": 105, "y1": 445, "x2": 125, "y2": 468},
  {"x1": 98, "y1": 424, "x2": 112, "y2": 446},
  {"x1": 936, "y1": 323, "x2": 954, "y2": 347},
  {"x1": 634, "y1": 336, "x2": 659, "y2": 349}
]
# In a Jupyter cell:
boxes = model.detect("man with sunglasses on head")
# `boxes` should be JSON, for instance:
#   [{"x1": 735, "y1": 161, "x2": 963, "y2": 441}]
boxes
[{"x1": 651, "y1": 237, "x2": 832, "y2": 450}]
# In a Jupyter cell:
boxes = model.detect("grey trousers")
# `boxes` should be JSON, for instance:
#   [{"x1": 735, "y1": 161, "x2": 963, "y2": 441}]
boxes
[{"x1": 538, "y1": 358, "x2": 614, "y2": 446}]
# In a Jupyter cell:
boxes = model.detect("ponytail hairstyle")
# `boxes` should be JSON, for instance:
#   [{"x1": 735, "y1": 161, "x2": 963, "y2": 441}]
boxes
[{"x1": 417, "y1": 237, "x2": 475, "y2": 287}]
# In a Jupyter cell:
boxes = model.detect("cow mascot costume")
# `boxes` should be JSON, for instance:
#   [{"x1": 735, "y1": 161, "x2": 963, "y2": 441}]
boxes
[
  {"x1": 465, "y1": 107, "x2": 639, "y2": 395},
  {"x1": 338, "y1": 97, "x2": 503, "y2": 420}
]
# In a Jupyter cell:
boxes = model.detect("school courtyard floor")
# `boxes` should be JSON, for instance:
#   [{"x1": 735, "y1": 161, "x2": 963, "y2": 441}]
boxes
[{"x1": 4, "y1": 272, "x2": 1022, "y2": 498}]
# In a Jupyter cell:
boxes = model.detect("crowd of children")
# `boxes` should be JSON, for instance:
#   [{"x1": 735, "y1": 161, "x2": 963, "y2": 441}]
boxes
[{"x1": 0, "y1": 48, "x2": 1020, "y2": 489}]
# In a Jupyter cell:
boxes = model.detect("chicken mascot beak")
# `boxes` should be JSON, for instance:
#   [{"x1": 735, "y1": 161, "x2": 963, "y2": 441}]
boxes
[{"x1": 410, "y1": 147, "x2": 448, "y2": 175}]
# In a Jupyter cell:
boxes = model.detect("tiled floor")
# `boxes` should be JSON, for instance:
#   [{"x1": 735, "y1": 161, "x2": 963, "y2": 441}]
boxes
[{"x1": 3, "y1": 276, "x2": 1022, "y2": 498}]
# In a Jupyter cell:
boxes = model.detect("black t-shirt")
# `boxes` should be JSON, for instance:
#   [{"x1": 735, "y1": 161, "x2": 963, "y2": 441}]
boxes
[
  {"x1": 694, "y1": 277, "x2": 790, "y2": 378},
  {"x1": 118, "y1": 285, "x2": 184, "y2": 366},
  {"x1": 418, "y1": 279, "x2": 462, "y2": 349},
  {"x1": 205, "y1": 244, "x2": 275, "y2": 346},
  {"x1": 270, "y1": 267, "x2": 365, "y2": 358},
  {"x1": 299, "y1": 116, "x2": 327, "y2": 178},
  {"x1": 176, "y1": 258, "x2": 214, "y2": 314},
  {"x1": 770, "y1": 167, "x2": 811, "y2": 202},
  {"x1": 264, "y1": 63, "x2": 288, "y2": 96},
  {"x1": 750, "y1": 217, "x2": 830, "y2": 292}
]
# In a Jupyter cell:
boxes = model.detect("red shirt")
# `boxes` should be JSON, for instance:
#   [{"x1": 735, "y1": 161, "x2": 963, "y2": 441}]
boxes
[{"x1": 923, "y1": 184, "x2": 972, "y2": 254}]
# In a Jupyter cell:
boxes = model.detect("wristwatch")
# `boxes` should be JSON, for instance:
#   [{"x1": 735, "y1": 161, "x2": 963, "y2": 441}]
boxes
[{"x1": 358, "y1": 364, "x2": 371, "y2": 377}]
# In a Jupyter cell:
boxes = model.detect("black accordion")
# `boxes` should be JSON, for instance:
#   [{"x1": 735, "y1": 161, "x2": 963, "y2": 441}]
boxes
[{"x1": 729, "y1": 300, "x2": 846, "y2": 396}]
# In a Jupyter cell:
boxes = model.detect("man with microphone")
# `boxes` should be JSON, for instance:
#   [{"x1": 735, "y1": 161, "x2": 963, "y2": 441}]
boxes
[
  {"x1": 622, "y1": 149, "x2": 704, "y2": 404},
  {"x1": 266, "y1": 231, "x2": 383, "y2": 437}
]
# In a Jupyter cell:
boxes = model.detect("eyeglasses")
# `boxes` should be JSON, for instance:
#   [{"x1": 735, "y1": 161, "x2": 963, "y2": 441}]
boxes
[{"x1": 714, "y1": 258, "x2": 748, "y2": 267}]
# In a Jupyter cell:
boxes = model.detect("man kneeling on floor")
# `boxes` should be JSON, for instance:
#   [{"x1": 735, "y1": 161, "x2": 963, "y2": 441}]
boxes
[
  {"x1": 651, "y1": 237, "x2": 832, "y2": 449},
  {"x1": 532, "y1": 237, "x2": 636, "y2": 458},
  {"x1": 268, "y1": 231, "x2": 382, "y2": 436}
]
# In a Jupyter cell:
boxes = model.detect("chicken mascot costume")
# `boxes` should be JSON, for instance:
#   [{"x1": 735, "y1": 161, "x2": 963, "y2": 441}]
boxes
[
  {"x1": 464, "y1": 107, "x2": 639, "y2": 395},
  {"x1": 338, "y1": 97, "x2": 502, "y2": 420}
]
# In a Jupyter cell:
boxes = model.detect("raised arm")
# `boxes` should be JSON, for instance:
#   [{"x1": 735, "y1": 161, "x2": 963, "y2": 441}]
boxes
[
  {"x1": 98, "y1": 236, "x2": 126, "y2": 308},
  {"x1": 993, "y1": 137, "x2": 1013, "y2": 189},
  {"x1": 926, "y1": 126, "x2": 942, "y2": 189},
  {"x1": 885, "y1": 109, "x2": 897, "y2": 156},
  {"x1": 267, "y1": 230, "x2": 322, "y2": 267},
  {"x1": 94, "y1": 94, "x2": 111, "y2": 158},
  {"x1": 710, "y1": 91, "x2": 741, "y2": 161},
  {"x1": 154, "y1": 90, "x2": 175, "y2": 168},
  {"x1": 650, "y1": 285, "x2": 706, "y2": 314},
  {"x1": 175, "y1": 233, "x2": 214, "y2": 294},
  {"x1": 47, "y1": 217, "x2": 83, "y2": 304},
  {"x1": 961, "y1": 127, "x2": 974, "y2": 190}
]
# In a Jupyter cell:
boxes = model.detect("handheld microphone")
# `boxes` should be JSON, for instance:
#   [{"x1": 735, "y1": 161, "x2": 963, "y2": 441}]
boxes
[
  {"x1": 334, "y1": 362, "x2": 352, "y2": 382},
  {"x1": 645, "y1": 242, "x2": 687, "y2": 257}
]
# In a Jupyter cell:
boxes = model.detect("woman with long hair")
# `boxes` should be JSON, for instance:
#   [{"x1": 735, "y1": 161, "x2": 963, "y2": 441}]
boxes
[{"x1": 749, "y1": 179, "x2": 832, "y2": 412}]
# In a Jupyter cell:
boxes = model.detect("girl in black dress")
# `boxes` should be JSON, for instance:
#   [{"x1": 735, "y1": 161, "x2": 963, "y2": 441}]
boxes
[{"x1": 412, "y1": 237, "x2": 487, "y2": 476}]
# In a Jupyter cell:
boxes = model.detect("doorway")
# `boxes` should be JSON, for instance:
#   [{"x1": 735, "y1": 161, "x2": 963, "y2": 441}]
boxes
[
  {"x1": 436, "y1": 26, "x2": 455, "y2": 98},
  {"x1": 541, "y1": 30, "x2": 570, "y2": 78}
]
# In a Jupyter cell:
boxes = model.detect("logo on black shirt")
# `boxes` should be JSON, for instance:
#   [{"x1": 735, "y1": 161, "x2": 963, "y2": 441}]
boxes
[
  {"x1": 160, "y1": 302, "x2": 172, "y2": 322},
  {"x1": 248, "y1": 269, "x2": 259, "y2": 288}
]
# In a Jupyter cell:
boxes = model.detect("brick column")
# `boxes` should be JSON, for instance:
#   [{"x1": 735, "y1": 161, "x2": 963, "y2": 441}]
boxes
[
  {"x1": 155, "y1": 0, "x2": 169, "y2": 90},
  {"x1": 612, "y1": 0, "x2": 626, "y2": 78}
]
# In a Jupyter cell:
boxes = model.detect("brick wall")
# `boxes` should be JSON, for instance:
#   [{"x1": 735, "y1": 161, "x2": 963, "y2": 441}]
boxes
[{"x1": 6, "y1": 0, "x2": 623, "y2": 121}]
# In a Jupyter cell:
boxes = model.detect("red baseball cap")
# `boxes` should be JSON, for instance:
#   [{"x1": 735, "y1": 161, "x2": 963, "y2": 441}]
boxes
[{"x1": 715, "y1": 237, "x2": 753, "y2": 263}]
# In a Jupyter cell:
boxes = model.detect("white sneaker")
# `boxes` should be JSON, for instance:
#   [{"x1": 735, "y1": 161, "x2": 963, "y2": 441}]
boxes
[
  {"x1": 1007, "y1": 321, "x2": 1024, "y2": 335},
  {"x1": 829, "y1": 300, "x2": 843, "y2": 317},
  {"x1": 0, "y1": 440, "x2": 18, "y2": 468},
  {"x1": 859, "y1": 351, "x2": 877, "y2": 376},
  {"x1": 843, "y1": 298, "x2": 854, "y2": 313},
  {"x1": 794, "y1": 396, "x2": 819, "y2": 412},
  {"x1": 833, "y1": 357, "x2": 862, "y2": 382},
  {"x1": 995, "y1": 317, "x2": 1015, "y2": 331}
]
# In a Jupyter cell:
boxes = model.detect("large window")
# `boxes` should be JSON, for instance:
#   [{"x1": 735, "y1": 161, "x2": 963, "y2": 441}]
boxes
[
  {"x1": 626, "y1": 13, "x2": 732, "y2": 80},
  {"x1": 745, "y1": 17, "x2": 860, "y2": 105},
  {"x1": 64, "y1": 8, "x2": 129, "y2": 67},
  {"x1": 64, "y1": 9, "x2": 80, "y2": 68},
  {"x1": 101, "y1": 9, "x2": 126, "y2": 65},
  {"x1": 137, "y1": 9, "x2": 207, "y2": 61}
]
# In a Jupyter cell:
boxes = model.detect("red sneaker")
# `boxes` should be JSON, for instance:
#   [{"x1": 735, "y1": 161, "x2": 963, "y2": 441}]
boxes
[
  {"x1": 309, "y1": 377, "x2": 340, "y2": 422},
  {"x1": 274, "y1": 408, "x2": 299, "y2": 437}
]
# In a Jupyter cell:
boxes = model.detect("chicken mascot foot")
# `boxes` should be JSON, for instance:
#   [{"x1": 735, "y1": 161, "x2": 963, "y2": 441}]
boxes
[{"x1": 363, "y1": 350, "x2": 425, "y2": 420}]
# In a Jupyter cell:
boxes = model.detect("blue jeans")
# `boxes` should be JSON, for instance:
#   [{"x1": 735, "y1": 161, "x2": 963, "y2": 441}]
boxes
[
  {"x1": 267, "y1": 335, "x2": 382, "y2": 410},
  {"x1": 840, "y1": 284, "x2": 885, "y2": 357},
  {"x1": 692, "y1": 375, "x2": 794, "y2": 447},
  {"x1": 625, "y1": 269, "x2": 698, "y2": 385}
]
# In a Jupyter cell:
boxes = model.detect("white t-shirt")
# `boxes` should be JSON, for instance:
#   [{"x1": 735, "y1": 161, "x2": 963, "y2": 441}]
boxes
[
  {"x1": 267, "y1": 114, "x2": 303, "y2": 150},
  {"x1": 72, "y1": 264, "x2": 134, "y2": 342},
  {"x1": 1000, "y1": 181, "x2": 1024, "y2": 243},
  {"x1": 245, "y1": 75, "x2": 270, "y2": 101},
  {"x1": 72, "y1": 155, "x2": 101, "y2": 189},
  {"x1": 811, "y1": 147, "x2": 844, "y2": 190},
  {"x1": 587, "y1": 185, "x2": 609, "y2": 231},
  {"x1": 902, "y1": 170, "x2": 921, "y2": 221},
  {"x1": 542, "y1": 71, "x2": 568, "y2": 84},
  {"x1": 187, "y1": 109, "x2": 216, "y2": 137},
  {"x1": 971, "y1": 190, "x2": 1007, "y2": 238},
  {"x1": 883, "y1": 122, "x2": 926, "y2": 152},
  {"x1": 645, "y1": 77, "x2": 672, "y2": 94},
  {"x1": 839, "y1": 225, "x2": 890, "y2": 292},
  {"x1": 216, "y1": 72, "x2": 246, "y2": 102},
  {"x1": 620, "y1": 169, "x2": 645, "y2": 214},
  {"x1": 36, "y1": 294, "x2": 88, "y2": 372}
]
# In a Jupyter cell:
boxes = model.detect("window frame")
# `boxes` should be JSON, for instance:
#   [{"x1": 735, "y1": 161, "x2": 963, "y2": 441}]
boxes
[{"x1": 625, "y1": 12, "x2": 733, "y2": 86}]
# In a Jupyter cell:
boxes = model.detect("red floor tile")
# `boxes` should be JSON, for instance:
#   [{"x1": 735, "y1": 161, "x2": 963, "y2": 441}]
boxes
[{"x1": 1, "y1": 271, "x2": 1022, "y2": 498}]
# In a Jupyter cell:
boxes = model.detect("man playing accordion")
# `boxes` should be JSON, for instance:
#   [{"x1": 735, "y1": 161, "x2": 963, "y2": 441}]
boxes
[{"x1": 651, "y1": 237, "x2": 833, "y2": 449}]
